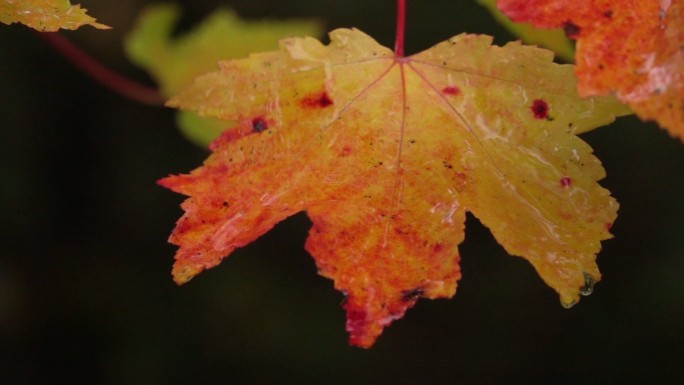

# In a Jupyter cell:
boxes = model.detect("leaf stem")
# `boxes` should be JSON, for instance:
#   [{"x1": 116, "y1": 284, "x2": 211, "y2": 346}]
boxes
[
  {"x1": 37, "y1": 32, "x2": 164, "y2": 106},
  {"x1": 395, "y1": 0, "x2": 406, "y2": 57}
]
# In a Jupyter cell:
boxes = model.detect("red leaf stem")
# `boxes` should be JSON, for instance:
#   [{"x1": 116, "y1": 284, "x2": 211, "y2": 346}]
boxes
[
  {"x1": 38, "y1": 32, "x2": 164, "y2": 106},
  {"x1": 395, "y1": 0, "x2": 406, "y2": 57}
]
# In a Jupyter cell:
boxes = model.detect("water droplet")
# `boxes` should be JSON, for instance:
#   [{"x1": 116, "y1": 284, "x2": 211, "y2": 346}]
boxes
[
  {"x1": 580, "y1": 272, "x2": 596, "y2": 296},
  {"x1": 560, "y1": 298, "x2": 578, "y2": 309}
]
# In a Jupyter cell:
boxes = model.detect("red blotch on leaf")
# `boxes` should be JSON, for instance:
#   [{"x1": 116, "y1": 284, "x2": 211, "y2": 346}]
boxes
[
  {"x1": 301, "y1": 92, "x2": 333, "y2": 108},
  {"x1": 433, "y1": 243, "x2": 444, "y2": 253},
  {"x1": 560, "y1": 176, "x2": 572, "y2": 187},
  {"x1": 442, "y1": 86, "x2": 460, "y2": 95},
  {"x1": 344, "y1": 304, "x2": 369, "y2": 344},
  {"x1": 341, "y1": 145, "x2": 352, "y2": 156},
  {"x1": 531, "y1": 99, "x2": 549, "y2": 119}
]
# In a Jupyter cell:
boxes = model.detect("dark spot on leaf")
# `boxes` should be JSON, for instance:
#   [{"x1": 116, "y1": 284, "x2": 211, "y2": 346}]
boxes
[
  {"x1": 603, "y1": 10, "x2": 613, "y2": 18},
  {"x1": 442, "y1": 160, "x2": 453, "y2": 169},
  {"x1": 560, "y1": 176, "x2": 572, "y2": 187},
  {"x1": 531, "y1": 99, "x2": 549, "y2": 119},
  {"x1": 401, "y1": 287, "x2": 424, "y2": 302},
  {"x1": 301, "y1": 92, "x2": 333, "y2": 108},
  {"x1": 442, "y1": 86, "x2": 460, "y2": 95},
  {"x1": 563, "y1": 20, "x2": 581, "y2": 39},
  {"x1": 251, "y1": 117, "x2": 268, "y2": 133},
  {"x1": 222, "y1": 201, "x2": 229, "y2": 207}
]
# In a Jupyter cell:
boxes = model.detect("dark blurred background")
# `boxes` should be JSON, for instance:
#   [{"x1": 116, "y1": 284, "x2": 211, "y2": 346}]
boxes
[{"x1": 1, "y1": 1, "x2": 683, "y2": 384}]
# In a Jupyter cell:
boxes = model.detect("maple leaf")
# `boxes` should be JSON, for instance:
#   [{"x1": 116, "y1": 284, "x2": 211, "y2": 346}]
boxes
[
  {"x1": 0, "y1": 0, "x2": 108, "y2": 31},
  {"x1": 125, "y1": 4, "x2": 322, "y2": 146},
  {"x1": 497, "y1": 0, "x2": 684, "y2": 140},
  {"x1": 161, "y1": 28, "x2": 630, "y2": 348}
]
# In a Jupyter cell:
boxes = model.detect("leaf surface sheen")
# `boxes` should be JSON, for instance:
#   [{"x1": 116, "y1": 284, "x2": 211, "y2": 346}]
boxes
[
  {"x1": 162, "y1": 28, "x2": 629, "y2": 348},
  {"x1": 498, "y1": 0, "x2": 684, "y2": 139}
]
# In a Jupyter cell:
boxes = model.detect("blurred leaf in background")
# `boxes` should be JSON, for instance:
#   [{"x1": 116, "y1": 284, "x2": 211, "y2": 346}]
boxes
[{"x1": 125, "y1": 3, "x2": 323, "y2": 146}]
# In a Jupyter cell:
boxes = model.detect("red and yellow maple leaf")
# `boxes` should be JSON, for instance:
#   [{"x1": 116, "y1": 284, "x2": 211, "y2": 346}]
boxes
[
  {"x1": 161, "y1": 28, "x2": 629, "y2": 347},
  {"x1": 0, "y1": 0, "x2": 109, "y2": 31},
  {"x1": 497, "y1": 0, "x2": 684, "y2": 139}
]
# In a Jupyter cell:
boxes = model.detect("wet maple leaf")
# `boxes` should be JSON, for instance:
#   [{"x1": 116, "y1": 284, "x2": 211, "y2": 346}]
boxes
[
  {"x1": 161, "y1": 28, "x2": 629, "y2": 347},
  {"x1": 0, "y1": 0, "x2": 109, "y2": 31},
  {"x1": 497, "y1": 0, "x2": 684, "y2": 139}
]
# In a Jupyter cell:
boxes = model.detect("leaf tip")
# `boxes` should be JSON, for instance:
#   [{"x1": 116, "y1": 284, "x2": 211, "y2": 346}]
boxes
[{"x1": 172, "y1": 263, "x2": 201, "y2": 285}]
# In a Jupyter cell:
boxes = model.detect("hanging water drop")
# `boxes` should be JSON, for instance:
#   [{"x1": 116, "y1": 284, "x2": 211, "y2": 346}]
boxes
[
  {"x1": 560, "y1": 297, "x2": 578, "y2": 309},
  {"x1": 580, "y1": 272, "x2": 596, "y2": 296}
]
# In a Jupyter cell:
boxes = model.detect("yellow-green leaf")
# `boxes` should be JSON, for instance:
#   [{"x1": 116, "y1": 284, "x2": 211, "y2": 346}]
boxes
[{"x1": 0, "y1": 0, "x2": 109, "y2": 31}]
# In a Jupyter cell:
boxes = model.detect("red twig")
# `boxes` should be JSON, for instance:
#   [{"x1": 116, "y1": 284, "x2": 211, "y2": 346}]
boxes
[
  {"x1": 395, "y1": 0, "x2": 406, "y2": 57},
  {"x1": 38, "y1": 32, "x2": 164, "y2": 106}
]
